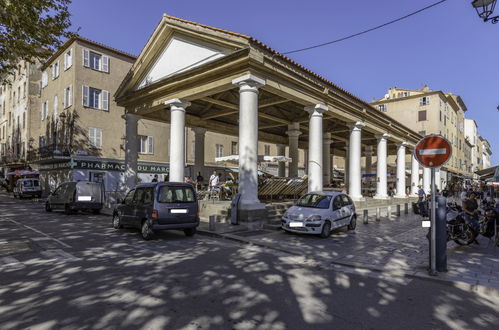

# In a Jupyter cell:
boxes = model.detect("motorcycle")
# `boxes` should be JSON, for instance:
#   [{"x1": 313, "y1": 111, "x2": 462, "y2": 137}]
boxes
[
  {"x1": 480, "y1": 201, "x2": 499, "y2": 246},
  {"x1": 446, "y1": 202, "x2": 477, "y2": 246}
]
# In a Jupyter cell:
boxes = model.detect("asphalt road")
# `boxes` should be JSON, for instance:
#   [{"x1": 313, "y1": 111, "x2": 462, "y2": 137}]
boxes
[{"x1": 0, "y1": 193, "x2": 498, "y2": 330}]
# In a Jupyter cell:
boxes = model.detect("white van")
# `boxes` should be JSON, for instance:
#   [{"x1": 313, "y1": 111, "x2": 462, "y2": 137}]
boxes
[
  {"x1": 45, "y1": 181, "x2": 104, "y2": 214},
  {"x1": 13, "y1": 178, "x2": 42, "y2": 199}
]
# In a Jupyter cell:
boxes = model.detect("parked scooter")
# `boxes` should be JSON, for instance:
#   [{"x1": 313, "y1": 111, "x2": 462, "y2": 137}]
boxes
[
  {"x1": 480, "y1": 201, "x2": 498, "y2": 246},
  {"x1": 446, "y1": 202, "x2": 477, "y2": 246}
]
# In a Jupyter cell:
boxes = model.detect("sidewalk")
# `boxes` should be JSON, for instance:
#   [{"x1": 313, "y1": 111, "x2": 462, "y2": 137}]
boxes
[{"x1": 198, "y1": 212, "x2": 499, "y2": 291}]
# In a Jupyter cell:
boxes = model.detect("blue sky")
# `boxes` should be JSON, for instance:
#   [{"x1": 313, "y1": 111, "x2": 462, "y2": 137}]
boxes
[{"x1": 68, "y1": 0, "x2": 498, "y2": 165}]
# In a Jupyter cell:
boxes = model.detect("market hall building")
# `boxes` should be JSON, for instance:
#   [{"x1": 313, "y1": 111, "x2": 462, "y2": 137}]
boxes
[{"x1": 115, "y1": 15, "x2": 423, "y2": 222}]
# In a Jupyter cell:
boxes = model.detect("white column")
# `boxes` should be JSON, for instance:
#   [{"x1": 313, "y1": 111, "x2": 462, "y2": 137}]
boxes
[
  {"x1": 365, "y1": 146, "x2": 373, "y2": 175},
  {"x1": 374, "y1": 133, "x2": 390, "y2": 199},
  {"x1": 232, "y1": 74, "x2": 266, "y2": 210},
  {"x1": 304, "y1": 149, "x2": 308, "y2": 174},
  {"x1": 435, "y1": 168, "x2": 441, "y2": 191},
  {"x1": 276, "y1": 144, "x2": 286, "y2": 177},
  {"x1": 305, "y1": 104, "x2": 328, "y2": 192},
  {"x1": 193, "y1": 127, "x2": 206, "y2": 179},
  {"x1": 348, "y1": 122, "x2": 365, "y2": 200},
  {"x1": 323, "y1": 132, "x2": 332, "y2": 186},
  {"x1": 165, "y1": 99, "x2": 190, "y2": 182},
  {"x1": 123, "y1": 113, "x2": 140, "y2": 191},
  {"x1": 344, "y1": 143, "x2": 349, "y2": 190},
  {"x1": 423, "y1": 167, "x2": 431, "y2": 194},
  {"x1": 395, "y1": 142, "x2": 408, "y2": 198},
  {"x1": 411, "y1": 153, "x2": 420, "y2": 196},
  {"x1": 286, "y1": 122, "x2": 301, "y2": 177}
]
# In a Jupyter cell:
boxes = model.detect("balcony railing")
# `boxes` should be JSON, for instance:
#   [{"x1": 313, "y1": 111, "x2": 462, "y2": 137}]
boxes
[{"x1": 27, "y1": 144, "x2": 71, "y2": 162}]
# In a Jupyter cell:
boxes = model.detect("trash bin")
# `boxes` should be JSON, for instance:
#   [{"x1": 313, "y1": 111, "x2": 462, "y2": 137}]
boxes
[{"x1": 230, "y1": 193, "x2": 241, "y2": 225}]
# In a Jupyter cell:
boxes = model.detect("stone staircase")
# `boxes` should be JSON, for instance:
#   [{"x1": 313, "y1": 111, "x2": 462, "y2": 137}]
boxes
[{"x1": 263, "y1": 202, "x2": 294, "y2": 230}]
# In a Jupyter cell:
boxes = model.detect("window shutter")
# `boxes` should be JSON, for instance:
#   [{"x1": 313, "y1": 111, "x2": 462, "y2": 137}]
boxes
[
  {"x1": 82, "y1": 85, "x2": 89, "y2": 107},
  {"x1": 68, "y1": 48, "x2": 73, "y2": 68},
  {"x1": 97, "y1": 129, "x2": 102, "y2": 148},
  {"x1": 102, "y1": 56, "x2": 109, "y2": 73},
  {"x1": 63, "y1": 88, "x2": 66, "y2": 108},
  {"x1": 83, "y1": 49, "x2": 90, "y2": 67},
  {"x1": 102, "y1": 90, "x2": 109, "y2": 111},
  {"x1": 40, "y1": 103, "x2": 44, "y2": 121},
  {"x1": 148, "y1": 136, "x2": 154, "y2": 154},
  {"x1": 56, "y1": 61, "x2": 60, "y2": 77},
  {"x1": 63, "y1": 53, "x2": 67, "y2": 70},
  {"x1": 52, "y1": 64, "x2": 55, "y2": 80},
  {"x1": 68, "y1": 85, "x2": 73, "y2": 107},
  {"x1": 53, "y1": 95, "x2": 58, "y2": 119}
]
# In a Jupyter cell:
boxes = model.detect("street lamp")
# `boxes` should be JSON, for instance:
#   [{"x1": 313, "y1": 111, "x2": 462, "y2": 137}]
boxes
[{"x1": 472, "y1": 0, "x2": 499, "y2": 23}]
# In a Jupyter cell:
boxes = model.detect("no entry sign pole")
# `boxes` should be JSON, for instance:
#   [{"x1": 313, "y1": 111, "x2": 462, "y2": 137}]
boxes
[{"x1": 414, "y1": 134, "x2": 452, "y2": 277}]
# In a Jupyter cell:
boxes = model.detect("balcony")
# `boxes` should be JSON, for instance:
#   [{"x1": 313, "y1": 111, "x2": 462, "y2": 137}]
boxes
[
  {"x1": 27, "y1": 144, "x2": 72, "y2": 162},
  {"x1": 0, "y1": 153, "x2": 26, "y2": 165}
]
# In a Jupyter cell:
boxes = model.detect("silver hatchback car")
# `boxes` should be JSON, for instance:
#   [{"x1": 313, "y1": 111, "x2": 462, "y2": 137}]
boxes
[{"x1": 281, "y1": 191, "x2": 357, "y2": 238}]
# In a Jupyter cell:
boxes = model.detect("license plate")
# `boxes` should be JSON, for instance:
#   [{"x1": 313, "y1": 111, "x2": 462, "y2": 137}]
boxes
[
  {"x1": 289, "y1": 221, "x2": 304, "y2": 228},
  {"x1": 78, "y1": 196, "x2": 92, "y2": 201},
  {"x1": 171, "y1": 209, "x2": 188, "y2": 214},
  {"x1": 422, "y1": 221, "x2": 431, "y2": 228}
]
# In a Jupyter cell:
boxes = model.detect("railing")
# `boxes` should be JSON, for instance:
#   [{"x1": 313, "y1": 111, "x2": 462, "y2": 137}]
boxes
[
  {"x1": 0, "y1": 153, "x2": 25, "y2": 165},
  {"x1": 27, "y1": 145, "x2": 71, "y2": 162}
]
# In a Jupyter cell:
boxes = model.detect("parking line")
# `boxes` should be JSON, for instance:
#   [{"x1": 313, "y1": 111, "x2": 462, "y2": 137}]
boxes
[{"x1": 6, "y1": 218, "x2": 71, "y2": 248}]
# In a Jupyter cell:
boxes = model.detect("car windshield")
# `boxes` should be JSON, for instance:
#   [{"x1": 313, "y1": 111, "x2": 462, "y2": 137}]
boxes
[
  {"x1": 296, "y1": 194, "x2": 331, "y2": 209},
  {"x1": 158, "y1": 186, "x2": 195, "y2": 203}
]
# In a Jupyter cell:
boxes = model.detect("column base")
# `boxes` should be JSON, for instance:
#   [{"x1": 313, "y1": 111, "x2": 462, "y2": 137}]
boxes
[
  {"x1": 394, "y1": 194, "x2": 407, "y2": 199},
  {"x1": 238, "y1": 201, "x2": 268, "y2": 224},
  {"x1": 373, "y1": 195, "x2": 389, "y2": 200},
  {"x1": 350, "y1": 195, "x2": 365, "y2": 201}
]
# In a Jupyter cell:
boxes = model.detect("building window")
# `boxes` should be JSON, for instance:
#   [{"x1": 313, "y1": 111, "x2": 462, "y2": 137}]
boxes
[
  {"x1": 53, "y1": 95, "x2": 58, "y2": 120},
  {"x1": 22, "y1": 113, "x2": 25, "y2": 129},
  {"x1": 215, "y1": 144, "x2": 224, "y2": 158},
  {"x1": 377, "y1": 104, "x2": 387, "y2": 112},
  {"x1": 39, "y1": 136, "x2": 46, "y2": 147},
  {"x1": 63, "y1": 85, "x2": 72, "y2": 108},
  {"x1": 83, "y1": 49, "x2": 109, "y2": 73},
  {"x1": 264, "y1": 144, "x2": 271, "y2": 156},
  {"x1": 51, "y1": 61, "x2": 60, "y2": 79},
  {"x1": 418, "y1": 130, "x2": 426, "y2": 136},
  {"x1": 231, "y1": 141, "x2": 238, "y2": 155},
  {"x1": 64, "y1": 48, "x2": 73, "y2": 70},
  {"x1": 418, "y1": 110, "x2": 427, "y2": 121},
  {"x1": 191, "y1": 140, "x2": 195, "y2": 160},
  {"x1": 40, "y1": 101, "x2": 48, "y2": 121},
  {"x1": 82, "y1": 85, "x2": 109, "y2": 111},
  {"x1": 41, "y1": 71, "x2": 48, "y2": 88},
  {"x1": 88, "y1": 127, "x2": 102, "y2": 148},
  {"x1": 419, "y1": 96, "x2": 430, "y2": 106},
  {"x1": 139, "y1": 135, "x2": 154, "y2": 154},
  {"x1": 23, "y1": 82, "x2": 26, "y2": 98},
  {"x1": 402, "y1": 92, "x2": 410, "y2": 97}
]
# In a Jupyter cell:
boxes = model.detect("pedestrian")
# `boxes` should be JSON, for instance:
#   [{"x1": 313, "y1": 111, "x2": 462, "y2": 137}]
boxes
[
  {"x1": 196, "y1": 171, "x2": 204, "y2": 190},
  {"x1": 417, "y1": 185, "x2": 426, "y2": 202},
  {"x1": 209, "y1": 170, "x2": 219, "y2": 191},
  {"x1": 151, "y1": 174, "x2": 158, "y2": 182},
  {"x1": 462, "y1": 191, "x2": 480, "y2": 245}
]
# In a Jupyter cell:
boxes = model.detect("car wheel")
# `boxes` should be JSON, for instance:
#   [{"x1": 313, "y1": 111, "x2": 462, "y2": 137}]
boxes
[
  {"x1": 348, "y1": 215, "x2": 357, "y2": 230},
  {"x1": 320, "y1": 221, "x2": 331, "y2": 238},
  {"x1": 64, "y1": 204, "x2": 72, "y2": 215},
  {"x1": 184, "y1": 227, "x2": 196, "y2": 237},
  {"x1": 45, "y1": 202, "x2": 52, "y2": 212},
  {"x1": 141, "y1": 220, "x2": 154, "y2": 240},
  {"x1": 112, "y1": 213, "x2": 123, "y2": 229}
]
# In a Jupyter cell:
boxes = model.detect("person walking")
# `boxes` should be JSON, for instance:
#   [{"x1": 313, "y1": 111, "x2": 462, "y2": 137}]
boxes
[
  {"x1": 151, "y1": 174, "x2": 158, "y2": 182},
  {"x1": 196, "y1": 171, "x2": 204, "y2": 191},
  {"x1": 209, "y1": 171, "x2": 219, "y2": 191},
  {"x1": 463, "y1": 191, "x2": 480, "y2": 245},
  {"x1": 417, "y1": 185, "x2": 426, "y2": 202}
]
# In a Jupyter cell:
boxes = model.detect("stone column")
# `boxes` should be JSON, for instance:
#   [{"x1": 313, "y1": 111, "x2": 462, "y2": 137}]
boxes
[
  {"x1": 165, "y1": 99, "x2": 190, "y2": 182},
  {"x1": 304, "y1": 149, "x2": 308, "y2": 174},
  {"x1": 193, "y1": 127, "x2": 207, "y2": 180},
  {"x1": 435, "y1": 168, "x2": 441, "y2": 191},
  {"x1": 411, "y1": 153, "x2": 420, "y2": 196},
  {"x1": 323, "y1": 132, "x2": 332, "y2": 186},
  {"x1": 395, "y1": 142, "x2": 408, "y2": 198},
  {"x1": 374, "y1": 133, "x2": 390, "y2": 199},
  {"x1": 365, "y1": 146, "x2": 373, "y2": 175},
  {"x1": 348, "y1": 122, "x2": 365, "y2": 200},
  {"x1": 286, "y1": 122, "x2": 301, "y2": 177},
  {"x1": 232, "y1": 74, "x2": 266, "y2": 214},
  {"x1": 423, "y1": 167, "x2": 431, "y2": 194},
  {"x1": 344, "y1": 143, "x2": 349, "y2": 190},
  {"x1": 276, "y1": 144, "x2": 286, "y2": 177},
  {"x1": 305, "y1": 104, "x2": 328, "y2": 192},
  {"x1": 123, "y1": 113, "x2": 140, "y2": 191}
]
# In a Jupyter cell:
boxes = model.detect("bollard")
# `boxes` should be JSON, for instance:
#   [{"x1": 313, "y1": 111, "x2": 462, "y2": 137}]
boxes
[
  {"x1": 404, "y1": 203, "x2": 408, "y2": 215},
  {"x1": 209, "y1": 215, "x2": 216, "y2": 231},
  {"x1": 396, "y1": 204, "x2": 401, "y2": 217},
  {"x1": 363, "y1": 209, "x2": 368, "y2": 224},
  {"x1": 376, "y1": 207, "x2": 380, "y2": 221},
  {"x1": 387, "y1": 205, "x2": 392, "y2": 220}
]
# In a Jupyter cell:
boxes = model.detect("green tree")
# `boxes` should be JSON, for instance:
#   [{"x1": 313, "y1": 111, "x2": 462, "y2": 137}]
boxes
[{"x1": 0, "y1": 0, "x2": 73, "y2": 83}]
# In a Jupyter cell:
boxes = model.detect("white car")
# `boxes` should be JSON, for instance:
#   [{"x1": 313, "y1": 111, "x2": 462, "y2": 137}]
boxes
[{"x1": 281, "y1": 191, "x2": 357, "y2": 238}]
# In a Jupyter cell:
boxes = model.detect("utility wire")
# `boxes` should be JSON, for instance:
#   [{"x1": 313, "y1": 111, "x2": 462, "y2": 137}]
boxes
[{"x1": 282, "y1": 0, "x2": 448, "y2": 55}]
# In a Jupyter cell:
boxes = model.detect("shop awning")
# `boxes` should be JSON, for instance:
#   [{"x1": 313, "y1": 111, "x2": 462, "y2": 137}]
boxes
[
  {"x1": 215, "y1": 155, "x2": 292, "y2": 163},
  {"x1": 6, "y1": 170, "x2": 39, "y2": 176}
]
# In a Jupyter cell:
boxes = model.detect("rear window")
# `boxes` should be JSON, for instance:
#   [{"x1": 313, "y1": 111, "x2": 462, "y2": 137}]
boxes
[
  {"x1": 23, "y1": 180, "x2": 39, "y2": 187},
  {"x1": 158, "y1": 186, "x2": 195, "y2": 203},
  {"x1": 296, "y1": 194, "x2": 331, "y2": 209}
]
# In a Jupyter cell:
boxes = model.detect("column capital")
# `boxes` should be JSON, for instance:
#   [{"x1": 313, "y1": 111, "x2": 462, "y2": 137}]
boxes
[
  {"x1": 286, "y1": 129, "x2": 302, "y2": 138},
  {"x1": 304, "y1": 104, "x2": 328, "y2": 115},
  {"x1": 396, "y1": 141, "x2": 409, "y2": 148},
  {"x1": 165, "y1": 98, "x2": 191, "y2": 110},
  {"x1": 375, "y1": 133, "x2": 391, "y2": 141},
  {"x1": 347, "y1": 121, "x2": 366, "y2": 130},
  {"x1": 192, "y1": 127, "x2": 207, "y2": 135},
  {"x1": 121, "y1": 113, "x2": 141, "y2": 122},
  {"x1": 232, "y1": 74, "x2": 266, "y2": 89},
  {"x1": 365, "y1": 145, "x2": 373, "y2": 152}
]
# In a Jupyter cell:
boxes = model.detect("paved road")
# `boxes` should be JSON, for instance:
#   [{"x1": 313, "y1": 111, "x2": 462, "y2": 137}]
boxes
[{"x1": 0, "y1": 194, "x2": 498, "y2": 330}]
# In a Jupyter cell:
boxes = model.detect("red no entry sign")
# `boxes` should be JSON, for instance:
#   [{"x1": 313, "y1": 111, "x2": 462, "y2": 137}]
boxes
[{"x1": 414, "y1": 135, "x2": 452, "y2": 168}]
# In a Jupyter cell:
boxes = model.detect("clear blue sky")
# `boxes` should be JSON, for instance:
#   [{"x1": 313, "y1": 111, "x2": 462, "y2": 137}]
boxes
[{"x1": 68, "y1": 0, "x2": 498, "y2": 165}]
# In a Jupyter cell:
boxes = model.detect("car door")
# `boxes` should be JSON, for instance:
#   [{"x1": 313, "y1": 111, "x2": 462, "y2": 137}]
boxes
[
  {"x1": 119, "y1": 189, "x2": 135, "y2": 225},
  {"x1": 130, "y1": 188, "x2": 145, "y2": 228},
  {"x1": 330, "y1": 196, "x2": 344, "y2": 229},
  {"x1": 340, "y1": 194, "x2": 353, "y2": 226},
  {"x1": 50, "y1": 184, "x2": 64, "y2": 209},
  {"x1": 134, "y1": 187, "x2": 154, "y2": 225}
]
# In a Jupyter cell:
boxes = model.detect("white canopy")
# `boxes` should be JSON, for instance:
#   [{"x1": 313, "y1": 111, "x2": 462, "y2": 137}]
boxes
[{"x1": 215, "y1": 155, "x2": 292, "y2": 163}]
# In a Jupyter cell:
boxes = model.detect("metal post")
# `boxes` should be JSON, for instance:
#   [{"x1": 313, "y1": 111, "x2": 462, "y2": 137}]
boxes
[
  {"x1": 404, "y1": 203, "x2": 408, "y2": 214},
  {"x1": 363, "y1": 209, "x2": 368, "y2": 224},
  {"x1": 209, "y1": 215, "x2": 215, "y2": 231},
  {"x1": 430, "y1": 167, "x2": 437, "y2": 276},
  {"x1": 396, "y1": 204, "x2": 401, "y2": 217},
  {"x1": 387, "y1": 205, "x2": 392, "y2": 220},
  {"x1": 376, "y1": 207, "x2": 380, "y2": 221}
]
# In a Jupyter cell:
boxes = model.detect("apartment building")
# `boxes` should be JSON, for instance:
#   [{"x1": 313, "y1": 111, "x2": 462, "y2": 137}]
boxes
[
  {"x1": 371, "y1": 86, "x2": 472, "y2": 187},
  {"x1": 0, "y1": 59, "x2": 42, "y2": 176},
  {"x1": 34, "y1": 36, "x2": 171, "y2": 194},
  {"x1": 479, "y1": 136, "x2": 492, "y2": 170}
]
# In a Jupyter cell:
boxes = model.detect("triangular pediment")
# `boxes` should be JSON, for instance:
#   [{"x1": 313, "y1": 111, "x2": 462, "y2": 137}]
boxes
[{"x1": 137, "y1": 35, "x2": 231, "y2": 89}]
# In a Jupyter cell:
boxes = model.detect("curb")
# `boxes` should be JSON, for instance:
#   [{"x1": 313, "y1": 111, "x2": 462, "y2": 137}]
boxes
[{"x1": 197, "y1": 228, "x2": 499, "y2": 294}]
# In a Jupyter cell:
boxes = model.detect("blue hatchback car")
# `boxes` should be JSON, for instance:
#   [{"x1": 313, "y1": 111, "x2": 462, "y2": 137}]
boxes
[{"x1": 113, "y1": 182, "x2": 199, "y2": 240}]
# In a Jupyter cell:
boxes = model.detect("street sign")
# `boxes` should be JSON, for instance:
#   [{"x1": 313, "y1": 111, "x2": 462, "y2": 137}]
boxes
[{"x1": 414, "y1": 134, "x2": 452, "y2": 168}]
